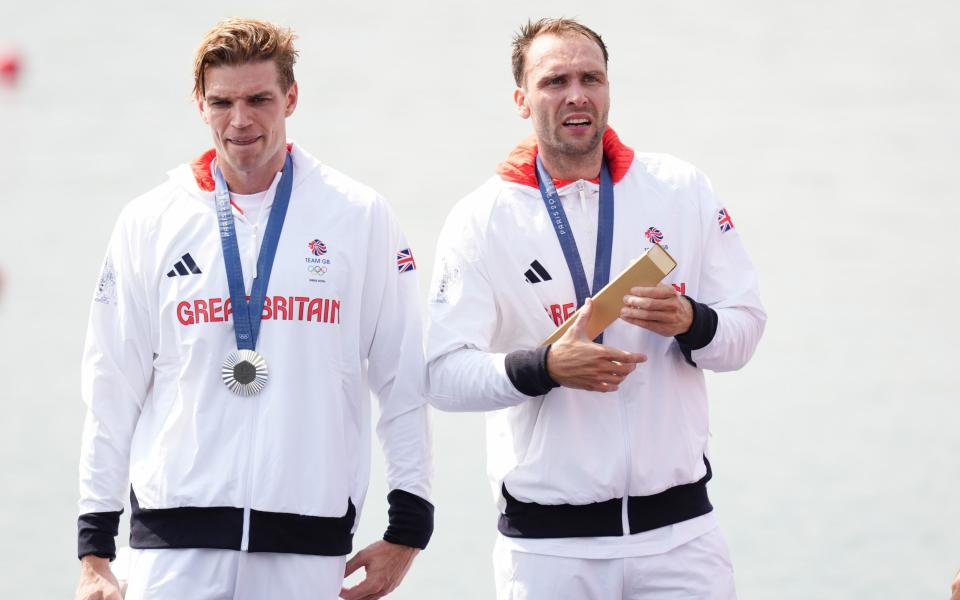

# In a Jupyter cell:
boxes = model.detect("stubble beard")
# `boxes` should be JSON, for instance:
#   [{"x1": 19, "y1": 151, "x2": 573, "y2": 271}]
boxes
[
  {"x1": 538, "y1": 115, "x2": 608, "y2": 164},
  {"x1": 556, "y1": 127, "x2": 604, "y2": 157},
  {"x1": 223, "y1": 138, "x2": 280, "y2": 175}
]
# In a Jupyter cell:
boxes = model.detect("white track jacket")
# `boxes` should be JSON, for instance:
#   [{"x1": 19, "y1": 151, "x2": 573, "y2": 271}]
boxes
[
  {"x1": 78, "y1": 143, "x2": 433, "y2": 560},
  {"x1": 426, "y1": 129, "x2": 764, "y2": 555}
]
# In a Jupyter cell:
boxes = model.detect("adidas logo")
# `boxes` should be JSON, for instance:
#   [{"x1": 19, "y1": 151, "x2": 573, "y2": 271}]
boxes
[
  {"x1": 524, "y1": 260, "x2": 552, "y2": 284},
  {"x1": 166, "y1": 253, "x2": 202, "y2": 277}
]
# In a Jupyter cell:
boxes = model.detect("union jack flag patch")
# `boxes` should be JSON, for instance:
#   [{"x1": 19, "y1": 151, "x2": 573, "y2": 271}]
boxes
[
  {"x1": 717, "y1": 208, "x2": 735, "y2": 233},
  {"x1": 396, "y1": 248, "x2": 416, "y2": 273}
]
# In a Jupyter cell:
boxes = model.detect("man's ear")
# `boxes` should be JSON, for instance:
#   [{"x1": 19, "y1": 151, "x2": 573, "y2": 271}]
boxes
[
  {"x1": 284, "y1": 82, "x2": 299, "y2": 117},
  {"x1": 513, "y1": 87, "x2": 530, "y2": 119},
  {"x1": 197, "y1": 95, "x2": 209, "y2": 124}
]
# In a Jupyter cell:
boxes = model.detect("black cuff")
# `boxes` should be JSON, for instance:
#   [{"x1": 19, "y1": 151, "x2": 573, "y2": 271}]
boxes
[
  {"x1": 504, "y1": 345, "x2": 559, "y2": 397},
  {"x1": 383, "y1": 490, "x2": 434, "y2": 550},
  {"x1": 675, "y1": 296, "x2": 718, "y2": 367},
  {"x1": 78, "y1": 510, "x2": 122, "y2": 560}
]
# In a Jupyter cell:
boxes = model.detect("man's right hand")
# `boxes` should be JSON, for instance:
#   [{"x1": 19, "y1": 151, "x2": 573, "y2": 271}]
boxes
[
  {"x1": 76, "y1": 555, "x2": 122, "y2": 600},
  {"x1": 547, "y1": 298, "x2": 647, "y2": 392}
]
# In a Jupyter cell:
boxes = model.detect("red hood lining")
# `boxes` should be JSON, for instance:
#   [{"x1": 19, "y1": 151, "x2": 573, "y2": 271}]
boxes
[
  {"x1": 189, "y1": 143, "x2": 294, "y2": 192},
  {"x1": 495, "y1": 127, "x2": 634, "y2": 188}
]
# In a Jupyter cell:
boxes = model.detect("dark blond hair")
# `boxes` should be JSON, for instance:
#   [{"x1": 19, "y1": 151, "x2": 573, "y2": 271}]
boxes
[
  {"x1": 193, "y1": 17, "x2": 298, "y2": 99},
  {"x1": 511, "y1": 18, "x2": 609, "y2": 87}
]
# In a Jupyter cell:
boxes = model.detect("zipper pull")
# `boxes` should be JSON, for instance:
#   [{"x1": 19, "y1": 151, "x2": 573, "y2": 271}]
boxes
[{"x1": 577, "y1": 180, "x2": 587, "y2": 212}]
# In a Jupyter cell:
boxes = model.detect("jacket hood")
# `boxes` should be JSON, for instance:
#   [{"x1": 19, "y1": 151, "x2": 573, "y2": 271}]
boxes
[
  {"x1": 168, "y1": 142, "x2": 318, "y2": 195},
  {"x1": 496, "y1": 127, "x2": 635, "y2": 188}
]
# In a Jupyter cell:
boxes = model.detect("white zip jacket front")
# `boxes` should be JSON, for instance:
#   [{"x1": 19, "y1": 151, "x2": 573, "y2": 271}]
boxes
[
  {"x1": 426, "y1": 129, "x2": 764, "y2": 556},
  {"x1": 78, "y1": 143, "x2": 433, "y2": 559}
]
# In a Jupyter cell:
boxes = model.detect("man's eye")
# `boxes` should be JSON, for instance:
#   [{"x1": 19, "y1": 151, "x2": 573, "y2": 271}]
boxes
[
  {"x1": 210, "y1": 101, "x2": 229, "y2": 107},
  {"x1": 250, "y1": 97, "x2": 267, "y2": 104},
  {"x1": 548, "y1": 77, "x2": 564, "y2": 85}
]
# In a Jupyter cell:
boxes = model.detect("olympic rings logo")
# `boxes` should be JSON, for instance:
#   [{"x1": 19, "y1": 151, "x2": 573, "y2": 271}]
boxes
[{"x1": 307, "y1": 265, "x2": 327, "y2": 275}]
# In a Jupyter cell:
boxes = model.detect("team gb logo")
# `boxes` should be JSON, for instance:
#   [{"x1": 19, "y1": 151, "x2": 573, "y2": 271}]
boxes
[
  {"x1": 308, "y1": 239, "x2": 327, "y2": 256},
  {"x1": 645, "y1": 227, "x2": 664, "y2": 244}
]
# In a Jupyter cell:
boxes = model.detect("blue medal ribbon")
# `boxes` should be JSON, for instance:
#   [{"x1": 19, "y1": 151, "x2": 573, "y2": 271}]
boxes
[
  {"x1": 535, "y1": 154, "x2": 614, "y2": 342},
  {"x1": 214, "y1": 152, "x2": 293, "y2": 351}
]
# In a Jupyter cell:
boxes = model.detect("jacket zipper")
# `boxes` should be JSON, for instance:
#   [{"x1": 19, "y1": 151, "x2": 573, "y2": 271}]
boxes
[
  {"x1": 239, "y1": 396, "x2": 258, "y2": 551},
  {"x1": 237, "y1": 215, "x2": 260, "y2": 552},
  {"x1": 251, "y1": 224, "x2": 259, "y2": 280},
  {"x1": 577, "y1": 178, "x2": 628, "y2": 533},
  {"x1": 573, "y1": 178, "x2": 629, "y2": 532},
  {"x1": 618, "y1": 393, "x2": 632, "y2": 536}
]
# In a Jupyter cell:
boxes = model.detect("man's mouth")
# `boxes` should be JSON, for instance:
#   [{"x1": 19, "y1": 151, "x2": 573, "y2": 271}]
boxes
[
  {"x1": 228, "y1": 136, "x2": 261, "y2": 146},
  {"x1": 563, "y1": 117, "x2": 592, "y2": 128}
]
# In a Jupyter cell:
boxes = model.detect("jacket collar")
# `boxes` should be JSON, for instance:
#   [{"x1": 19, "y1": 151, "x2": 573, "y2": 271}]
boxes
[{"x1": 496, "y1": 127, "x2": 634, "y2": 189}]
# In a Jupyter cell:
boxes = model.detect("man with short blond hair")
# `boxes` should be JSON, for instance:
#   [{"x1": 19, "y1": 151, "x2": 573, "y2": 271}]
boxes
[
  {"x1": 76, "y1": 18, "x2": 432, "y2": 600},
  {"x1": 427, "y1": 18, "x2": 765, "y2": 599}
]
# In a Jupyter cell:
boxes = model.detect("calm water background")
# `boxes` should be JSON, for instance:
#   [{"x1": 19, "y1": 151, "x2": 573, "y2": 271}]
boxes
[{"x1": 1, "y1": 1, "x2": 958, "y2": 597}]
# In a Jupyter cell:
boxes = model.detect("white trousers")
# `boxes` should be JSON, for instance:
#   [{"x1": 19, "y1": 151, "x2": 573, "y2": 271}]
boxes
[
  {"x1": 122, "y1": 548, "x2": 346, "y2": 600},
  {"x1": 493, "y1": 528, "x2": 737, "y2": 600}
]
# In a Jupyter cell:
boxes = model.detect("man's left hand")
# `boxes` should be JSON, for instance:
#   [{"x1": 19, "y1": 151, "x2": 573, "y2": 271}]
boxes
[
  {"x1": 340, "y1": 540, "x2": 419, "y2": 600},
  {"x1": 620, "y1": 285, "x2": 693, "y2": 337}
]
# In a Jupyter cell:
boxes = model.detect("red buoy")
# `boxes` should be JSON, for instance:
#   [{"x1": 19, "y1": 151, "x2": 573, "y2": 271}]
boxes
[{"x1": 0, "y1": 51, "x2": 20, "y2": 83}]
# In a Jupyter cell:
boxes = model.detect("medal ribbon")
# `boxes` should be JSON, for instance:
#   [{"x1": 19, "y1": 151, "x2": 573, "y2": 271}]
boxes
[
  {"x1": 214, "y1": 152, "x2": 293, "y2": 351},
  {"x1": 535, "y1": 154, "x2": 614, "y2": 342}
]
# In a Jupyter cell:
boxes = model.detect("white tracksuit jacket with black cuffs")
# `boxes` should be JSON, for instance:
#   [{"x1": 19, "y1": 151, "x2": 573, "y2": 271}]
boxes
[
  {"x1": 426, "y1": 129, "x2": 765, "y2": 557},
  {"x1": 77, "y1": 142, "x2": 433, "y2": 560}
]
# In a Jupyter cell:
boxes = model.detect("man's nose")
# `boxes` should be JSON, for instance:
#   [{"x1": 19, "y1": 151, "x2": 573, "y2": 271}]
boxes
[
  {"x1": 566, "y1": 83, "x2": 589, "y2": 106},
  {"x1": 230, "y1": 103, "x2": 252, "y2": 128}
]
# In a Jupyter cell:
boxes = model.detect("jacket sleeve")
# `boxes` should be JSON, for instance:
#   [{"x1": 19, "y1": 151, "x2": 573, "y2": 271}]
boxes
[
  {"x1": 424, "y1": 202, "x2": 532, "y2": 412},
  {"x1": 360, "y1": 198, "x2": 434, "y2": 550},
  {"x1": 77, "y1": 211, "x2": 153, "y2": 560},
  {"x1": 678, "y1": 170, "x2": 767, "y2": 371}
]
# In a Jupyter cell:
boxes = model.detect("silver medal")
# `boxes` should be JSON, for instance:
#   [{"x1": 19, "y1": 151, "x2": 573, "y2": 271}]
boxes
[{"x1": 221, "y1": 349, "x2": 269, "y2": 396}]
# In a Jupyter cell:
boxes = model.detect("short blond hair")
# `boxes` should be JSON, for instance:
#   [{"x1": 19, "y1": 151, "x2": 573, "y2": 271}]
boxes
[{"x1": 193, "y1": 17, "x2": 298, "y2": 99}]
